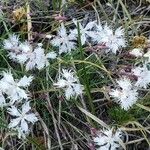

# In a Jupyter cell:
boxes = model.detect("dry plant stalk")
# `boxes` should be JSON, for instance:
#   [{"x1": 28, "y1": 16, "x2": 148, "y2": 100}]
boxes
[{"x1": 26, "y1": 2, "x2": 32, "y2": 41}]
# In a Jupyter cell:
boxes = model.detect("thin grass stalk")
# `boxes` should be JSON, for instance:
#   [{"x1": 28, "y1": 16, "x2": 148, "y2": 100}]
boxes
[
  {"x1": 46, "y1": 67, "x2": 63, "y2": 150},
  {"x1": 77, "y1": 22, "x2": 95, "y2": 115}
]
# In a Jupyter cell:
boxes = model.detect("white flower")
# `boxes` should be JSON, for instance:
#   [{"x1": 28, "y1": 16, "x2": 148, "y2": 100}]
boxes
[
  {"x1": 16, "y1": 42, "x2": 56, "y2": 71},
  {"x1": 3, "y1": 34, "x2": 19, "y2": 51},
  {"x1": 54, "y1": 69, "x2": 84, "y2": 99},
  {"x1": 8, "y1": 101, "x2": 38, "y2": 136},
  {"x1": 132, "y1": 64, "x2": 150, "y2": 88},
  {"x1": 31, "y1": 46, "x2": 49, "y2": 70},
  {"x1": 25, "y1": 45, "x2": 56, "y2": 71},
  {"x1": 32, "y1": 46, "x2": 57, "y2": 70},
  {"x1": 90, "y1": 23, "x2": 103, "y2": 43},
  {"x1": 93, "y1": 128, "x2": 123, "y2": 150},
  {"x1": 110, "y1": 77, "x2": 138, "y2": 110},
  {"x1": 5, "y1": 41, "x2": 31, "y2": 64},
  {"x1": 46, "y1": 51, "x2": 57, "y2": 59},
  {"x1": 116, "y1": 77, "x2": 132, "y2": 90},
  {"x1": 17, "y1": 42, "x2": 44, "y2": 70},
  {"x1": 3, "y1": 35, "x2": 21, "y2": 62},
  {"x1": 3, "y1": 39, "x2": 32, "y2": 64},
  {"x1": 100, "y1": 25, "x2": 126, "y2": 54},
  {"x1": 70, "y1": 19, "x2": 96, "y2": 45},
  {"x1": 51, "y1": 24, "x2": 76, "y2": 54},
  {"x1": 0, "y1": 71, "x2": 33, "y2": 103},
  {"x1": 129, "y1": 48, "x2": 143, "y2": 57},
  {"x1": 110, "y1": 88, "x2": 138, "y2": 110},
  {"x1": 17, "y1": 42, "x2": 32, "y2": 64},
  {"x1": 19, "y1": 41, "x2": 32, "y2": 53},
  {"x1": 17, "y1": 76, "x2": 33, "y2": 87}
]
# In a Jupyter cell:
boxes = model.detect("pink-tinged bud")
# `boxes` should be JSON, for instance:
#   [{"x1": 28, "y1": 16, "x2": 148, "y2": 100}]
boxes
[
  {"x1": 121, "y1": 66, "x2": 132, "y2": 72},
  {"x1": 129, "y1": 74, "x2": 138, "y2": 81},
  {"x1": 118, "y1": 66, "x2": 138, "y2": 81},
  {"x1": 86, "y1": 44, "x2": 108, "y2": 52},
  {"x1": 96, "y1": 43, "x2": 108, "y2": 49},
  {"x1": 39, "y1": 94, "x2": 47, "y2": 100},
  {"x1": 122, "y1": 52, "x2": 137, "y2": 59},
  {"x1": 90, "y1": 127, "x2": 98, "y2": 137},
  {"x1": 119, "y1": 72, "x2": 138, "y2": 81},
  {"x1": 88, "y1": 142, "x2": 95, "y2": 150},
  {"x1": 54, "y1": 14, "x2": 67, "y2": 21},
  {"x1": 58, "y1": 96, "x2": 65, "y2": 101}
]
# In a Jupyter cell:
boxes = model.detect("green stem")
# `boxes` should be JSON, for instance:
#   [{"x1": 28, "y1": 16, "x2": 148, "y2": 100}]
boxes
[{"x1": 77, "y1": 22, "x2": 95, "y2": 115}]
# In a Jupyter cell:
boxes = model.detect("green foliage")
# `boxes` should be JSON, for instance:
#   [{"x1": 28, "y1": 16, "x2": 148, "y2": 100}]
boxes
[
  {"x1": 108, "y1": 106, "x2": 135, "y2": 125},
  {"x1": 52, "y1": 0, "x2": 62, "y2": 10},
  {"x1": 0, "y1": 110, "x2": 7, "y2": 129},
  {"x1": 27, "y1": 137, "x2": 46, "y2": 150},
  {"x1": 131, "y1": 105, "x2": 150, "y2": 119}
]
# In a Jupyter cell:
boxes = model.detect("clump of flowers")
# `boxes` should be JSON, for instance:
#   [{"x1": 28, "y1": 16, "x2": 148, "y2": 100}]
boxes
[
  {"x1": 110, "y1": 44, "x2": 150, "y2": 111},
  {"x1": 50, "y1": 20, "x2": 126, "y2": 55},
  {"x1": 0, "y1": 70, "x2": 37, "y2": 138},
  {"x1": 3, "y1": 35, "x2": 57, "y2": 71}
]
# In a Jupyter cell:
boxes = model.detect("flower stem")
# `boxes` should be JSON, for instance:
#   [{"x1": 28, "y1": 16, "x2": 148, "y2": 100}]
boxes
[{"x1": 77, "y1": 22, "x2": 95, "y2": 115}]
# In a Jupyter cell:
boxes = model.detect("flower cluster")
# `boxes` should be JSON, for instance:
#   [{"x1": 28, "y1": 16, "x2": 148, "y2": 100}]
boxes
[
  {"x1": 110, "y1": 45, "x2": 150, "y2": 110},
  {"x1": 51, "y1": 20, "x2": 126, "y2": 54},
  {"x1": 0, "y1": 71, "x2": 38, "y2": 138},
  {"x1": 93, "y1": 128, "x2": 123, "y2": 150},
  {"x1": 3, "y1": 35, "x2": 57, "y2": 71}
]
